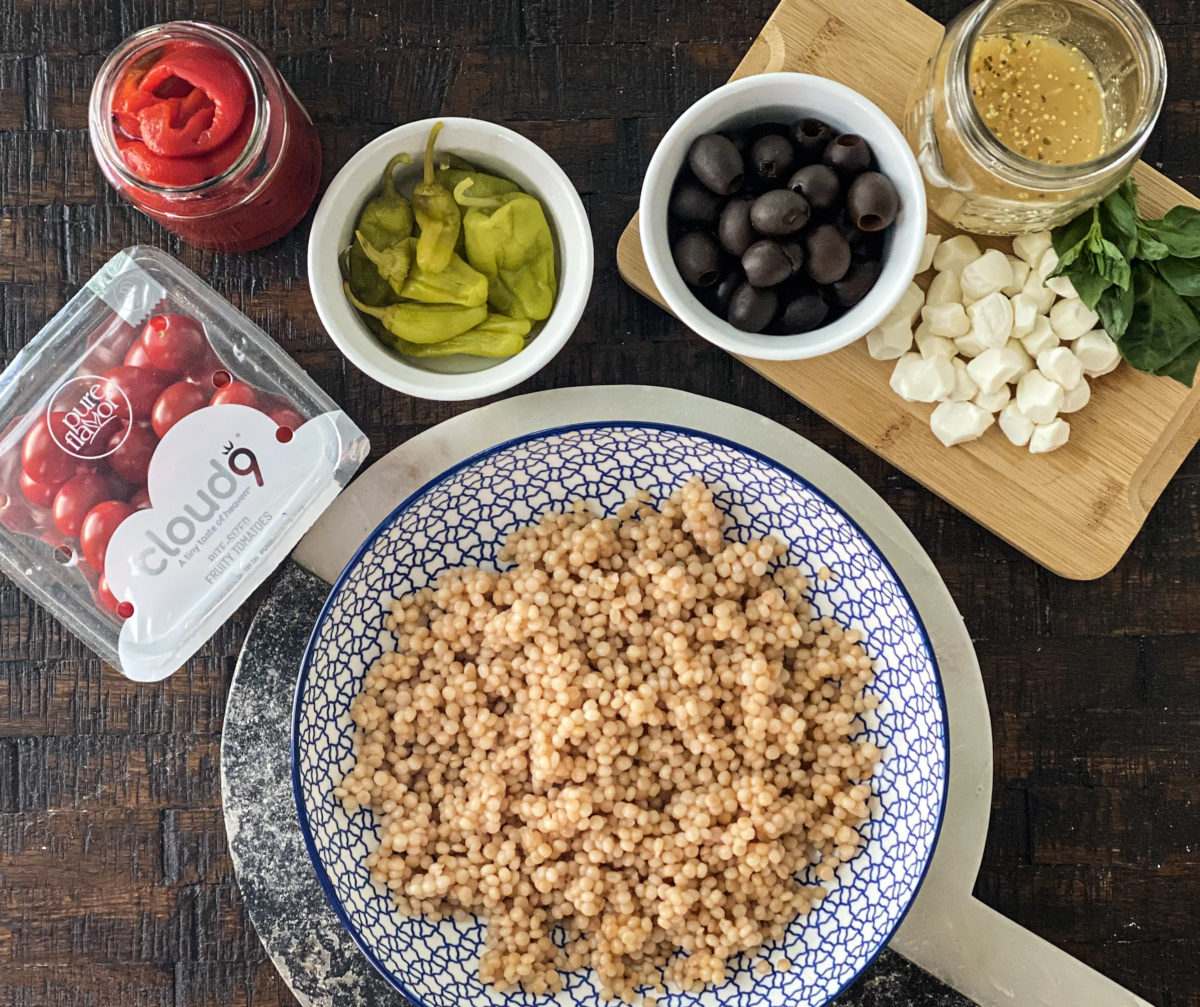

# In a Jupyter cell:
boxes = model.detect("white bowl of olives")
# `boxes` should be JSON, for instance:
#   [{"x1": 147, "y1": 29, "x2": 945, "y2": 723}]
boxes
[{"x1": 640, "y1": 73, "x2": 926, "y2": 361}]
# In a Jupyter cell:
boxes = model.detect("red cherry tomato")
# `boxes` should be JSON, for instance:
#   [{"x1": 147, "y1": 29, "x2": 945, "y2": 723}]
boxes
[
  {"x1": 210, "y1": 381, "x2": 259, "y2": 409},
  {"x1": 140, "y1": 314, "x2": 208, "y2": 372},
  {"x1": 82, "y1": 315, "x2": 140, "y2": 376},
  {"x1": 107, "y1": 422, "x2": 159, "y2": 485},
  {"x1": 268, "y1": 407, "x2": 304, "y2": 431},
  {"x1": 129, "y1": 486, "x2": 152, "y2": 510},
  {"x1": 79, "y1": 500, "x2": 134, "y2": 573},
  {"x1": 123, "y1": 339, "x2": 158, "y2": 370},
  {"x1": 96, "y1": 576, "x2": 124, "y2": 617},
  {"x1": 101, "y1": 365, "x2": 171, "y2": 422},
  {"x1": 151, "y1": 380, "x2": 210, "y2": 438},
  {"x1": 183, "y1": 346, "x2": 226, "y2": 387},
  {"x1": 52, "y1": 472, "x2": 112, "y2": 538},
  {"x1": 18, "y1": 468, "x2": 64, "y2": 507},
  {"x1": 21, "y1": 412, "x2": 77, "y2": 485}
]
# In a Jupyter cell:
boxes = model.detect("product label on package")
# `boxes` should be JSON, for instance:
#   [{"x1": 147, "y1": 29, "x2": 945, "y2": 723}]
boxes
[{"x1": 105, "y1": 403, "x2": 349, "y2": 681}]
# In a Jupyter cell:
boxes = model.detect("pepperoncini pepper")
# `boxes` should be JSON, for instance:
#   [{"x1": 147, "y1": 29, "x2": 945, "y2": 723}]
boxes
[
  {"x1": 454, "y1": 179, "x2": 557, "y2": 321},
  {"x1": 412, "y1": 122, "x2": 461, "y2": 274},
  {"x1": 356, "y1": 153, "x2": 414, "y2": 251},
  {"x1": 345, "y1": 285, "x2": 485, "y2": 343},
  {"x1": 340, "y1": 241, "x2": 395, "y2": 307},
  {"x1": 356, "y1": 232, "x2": 414, "y2": 296},
  {"x1": 358, "y1": 234, "x2": 488, "y2": 307},
  {"x1": 434, "y1": 168, "x2": 519, "y2": 201},
  {"x1": 389, "y1": 313, "x2": 530, "y2": 358}
]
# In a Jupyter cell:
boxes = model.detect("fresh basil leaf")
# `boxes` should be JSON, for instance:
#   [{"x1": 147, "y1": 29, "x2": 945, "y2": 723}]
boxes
[
  {"x1": 1098, "y1": 186, "x2": 1140, "y2": 259},
  {"x1": 1096, "y1": 282, "x2": 1133, "y2": 337},
  {"x1": 1070, "y1": 266, "x2": 1112, "y2": 308},
  {"x1": 1151, "y1": 205, "x2": 1200, "y2": 257},
  {"x1": 1137, "y1": 230, "x2": 1171, "y2": 261},
  {"x1": 1155, "y1": 256, "x2": 1200, "y2": 297},
  {"x1": 1119, "y1": 263, "x2": 1200, "y2": 371},
  {"x1": 1117, "y1": 175, "x2": 1139, "y2": 206},
  {"x1": 1052, "y1": 207, "x2": 1097, "y2": 264},
  {"x1": 1153, "y1": 337, "x2": 1200, "y2": 386},
  {"x1": 1092, "y1": 242, "x2": 1131, "y2": 291}
]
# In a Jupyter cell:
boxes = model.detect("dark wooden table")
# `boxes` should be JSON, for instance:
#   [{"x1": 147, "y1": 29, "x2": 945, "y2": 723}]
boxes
[{"x1": 1, "y1": 1, "x2": 1197, "y2": 1005}]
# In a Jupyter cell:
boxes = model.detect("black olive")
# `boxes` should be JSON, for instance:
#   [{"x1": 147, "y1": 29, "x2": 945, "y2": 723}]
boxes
[
  {"x1": 804, "y1": 224, "x2": 852, "y2": 285},
  {"x1": 832, "y1": 259, "x2": 882, "y2": 307},
  {"x1": 722, "y1": 129, "x2": 751, "y2": 153},
  {"x1": 717, "y1": 197, "x2": 756, "y2": 256},
  {"x1": 787, "y1": 164, "x2": 840, "y2": 212},
  {"x1": 749, "y1": 134, "x2": 795, "y2": 182},
  {"x1": 727, "y1": 282, "x2": 778, "y2": 332},
  {"x1": 748, "y1": 120, "x2": 792, "y2": 141},
  {"x1": 822, "y1": 133, "x2": 873, "y2": 175},
  {"x1": 712, "y1": 269, "x2": 743, "y2": 311},
  {"x1": 672, "y1": 231, "x2": 722, "y2": 287},
  {"x1": 749, "y1": 189, "x2": 810, "y2": 237},
  {"x1": 781, "y1": 294, "x2": 830, "y2": 332},
  {"x1": 791, "y1": 118, "x2": 833, "y2": 161},
  {"x1": 687, "y1": 133, "x2": 745, "y2": 196},
  {"x1": 669, "y1": 182, "x2": 725, "y2": 225},
  {"x1": 742, "y1": 240, "x2": 803, "y2": 288},
  {"x1": 846, "y1": 171, "x2": 900, "y2": 231}
]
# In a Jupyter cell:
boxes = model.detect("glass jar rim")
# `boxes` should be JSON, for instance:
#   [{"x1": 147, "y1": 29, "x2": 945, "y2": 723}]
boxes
[
  {"x1": 87, "y1": 21, "x2": 270, "y2": 198},
  {"x1": 947, "y1": 0, "x2": 1166, "y2": 187}
]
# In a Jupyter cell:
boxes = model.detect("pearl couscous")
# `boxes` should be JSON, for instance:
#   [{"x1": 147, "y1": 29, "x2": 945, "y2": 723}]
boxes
[{"x1": 335, "y1": 478, "x2": 881, "y2": 1001}]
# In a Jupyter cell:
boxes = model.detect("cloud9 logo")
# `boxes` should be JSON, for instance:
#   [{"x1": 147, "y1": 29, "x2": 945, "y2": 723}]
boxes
[
  {"x1": 46, "y1": 374, "x2": 129, "y2": 459},
  {"x1": 134, "y1": 443, "x2": 264, "y2": 576}
]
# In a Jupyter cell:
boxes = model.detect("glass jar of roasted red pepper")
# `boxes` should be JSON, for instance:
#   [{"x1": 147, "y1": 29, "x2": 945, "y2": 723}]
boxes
[{"x1": 88, "y1": 22, "x2": 322, "y2": 253}]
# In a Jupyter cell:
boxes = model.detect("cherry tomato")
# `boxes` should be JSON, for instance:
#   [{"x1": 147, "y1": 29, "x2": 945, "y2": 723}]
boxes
[
  {"x1": 140, "y1": 314, "x2": 208, "y2": 372},
  {"x1": 18, "y1": 468, "x2": 64, "y2": 507},
  {"x1": 96, "y1": 576, "x2": 124, "y2": 617},
  {"x1": 129, "y1": 486, "x2": 152, "y2": 510},
  {"x1": 82, "y1": 315, "x2": 139, "y2": 376},
  {"x1": 210, "y1": 381, "x2": 259, "y2": 409},
  {"x1": 101, "y1": 365, "x2": 171, "y2": 422},
  {"x1": 79, "y1": 500, "x2": 134, "y2": 573},
  {"x1": 268, "y1": 407, "x2": 304, "y2": 431},
  {"x1": 107, "y1": 422, "x2": 159, "y2": 485},
  {"x1": 151, "y1": 380, "x2": 210, "y2": 438},
  {"x1": 21, "y1": 412, "x2": 77, "y2": 485},
  {"x1": 52, "y1": 472, "x2": 112, "y2": 538},
  {"x1": 124, "y1": 339, "x2": 159, "y2": 370}
]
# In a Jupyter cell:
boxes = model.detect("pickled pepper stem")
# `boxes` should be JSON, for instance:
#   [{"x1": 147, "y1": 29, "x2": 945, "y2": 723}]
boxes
[
  {"x1": 423, "y1": 121, "x2": 444, "y2": 185},
  {"x1": 452, "y1": 177, "x2": 504, "y2": 210},
  {"x1": 382, "y1": 152, "x2": 413, "y2": 199}
]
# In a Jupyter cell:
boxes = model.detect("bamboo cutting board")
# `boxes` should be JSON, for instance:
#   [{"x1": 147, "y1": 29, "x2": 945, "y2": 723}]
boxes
[{"x1": 617, "y1": 0, "x2": 1200, "y2": 580}]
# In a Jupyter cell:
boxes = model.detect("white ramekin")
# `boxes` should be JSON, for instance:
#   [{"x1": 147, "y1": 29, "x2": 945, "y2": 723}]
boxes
[
  {"x1": 309, "y1": 117, "x2": 594, "y2": 401},
  {"x1": 639, "y1": 73, "x2": 926, "y2": 361}
]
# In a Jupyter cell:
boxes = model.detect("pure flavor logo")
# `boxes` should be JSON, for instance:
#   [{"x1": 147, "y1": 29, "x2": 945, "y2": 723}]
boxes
[{"x1": 46, "y1": 374, "x2": 129, "y2": 459}]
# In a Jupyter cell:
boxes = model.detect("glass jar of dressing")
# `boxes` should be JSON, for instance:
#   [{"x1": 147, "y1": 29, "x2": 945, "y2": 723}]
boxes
[{"x1": 905, "y1": 0, "x2": 1165, "y2": 234}]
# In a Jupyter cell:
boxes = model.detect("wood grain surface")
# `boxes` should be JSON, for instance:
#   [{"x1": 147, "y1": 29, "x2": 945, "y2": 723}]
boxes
[{"x1": 0, "y1": 1, "x2": 1197, "y2": 1005}]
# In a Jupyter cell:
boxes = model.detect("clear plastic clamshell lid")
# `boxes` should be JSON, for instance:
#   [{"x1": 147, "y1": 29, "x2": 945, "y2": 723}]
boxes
[{"x1": 0, "y1": 246, "x2": 369, "y2": 680}]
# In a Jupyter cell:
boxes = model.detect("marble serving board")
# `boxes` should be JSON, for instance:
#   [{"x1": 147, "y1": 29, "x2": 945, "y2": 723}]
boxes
[
  {"x1": 223, "y1": 386, "x2": 1153, "y2": 1007},
  {"x1": 616, "y1": 0, "x2": 1200, "y2": 581}
]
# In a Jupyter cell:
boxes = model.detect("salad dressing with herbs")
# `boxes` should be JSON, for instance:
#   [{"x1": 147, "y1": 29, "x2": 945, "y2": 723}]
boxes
[{"x1": 970, "y1": 32, "x2": 1107, "y2": 165}]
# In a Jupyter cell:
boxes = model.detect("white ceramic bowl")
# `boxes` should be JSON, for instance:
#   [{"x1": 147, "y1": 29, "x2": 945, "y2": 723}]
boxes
[
  {"x1": 640, "y1": 73, "x2": 925, "y2": 361},
  {"x1": 309, "y1": 117, "x2": 594, "y2": 401}
]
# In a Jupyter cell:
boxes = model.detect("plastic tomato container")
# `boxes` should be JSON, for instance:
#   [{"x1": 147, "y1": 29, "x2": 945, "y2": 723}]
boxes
[
  {"x1": 0, "y1": 246, "x2": 368, "y2": 681},
  {"x1": 88, "y1": 22, "x2": 322, "y2": 252}
]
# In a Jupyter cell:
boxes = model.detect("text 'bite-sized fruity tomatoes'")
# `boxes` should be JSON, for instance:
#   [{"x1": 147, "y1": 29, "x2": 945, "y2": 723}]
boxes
[
  {"x1": 151, "y1": 380, "x2": 210, "y2": 438},
  {"x1": 101, "y1": 364, "x2": 171, "y2": 421},
  {"x1": 79, "y1": 499, "x2": 135, "y2": 573},
  {"x1": 52, "y1": 472, "x2": 115, "y2": 538},
  {"x1": 141, "y1": 314, "x2": 208, "y2": 373}
]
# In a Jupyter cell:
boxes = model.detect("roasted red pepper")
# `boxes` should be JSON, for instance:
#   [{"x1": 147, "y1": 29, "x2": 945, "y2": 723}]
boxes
[{"x1": 111, "y1": 42, "x2": 250, "y2": 182}]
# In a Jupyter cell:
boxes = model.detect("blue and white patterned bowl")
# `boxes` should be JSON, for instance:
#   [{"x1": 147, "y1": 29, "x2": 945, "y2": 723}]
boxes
[{"x1": 292, "y1": 422, "x2": 948, "y2": 1007}]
